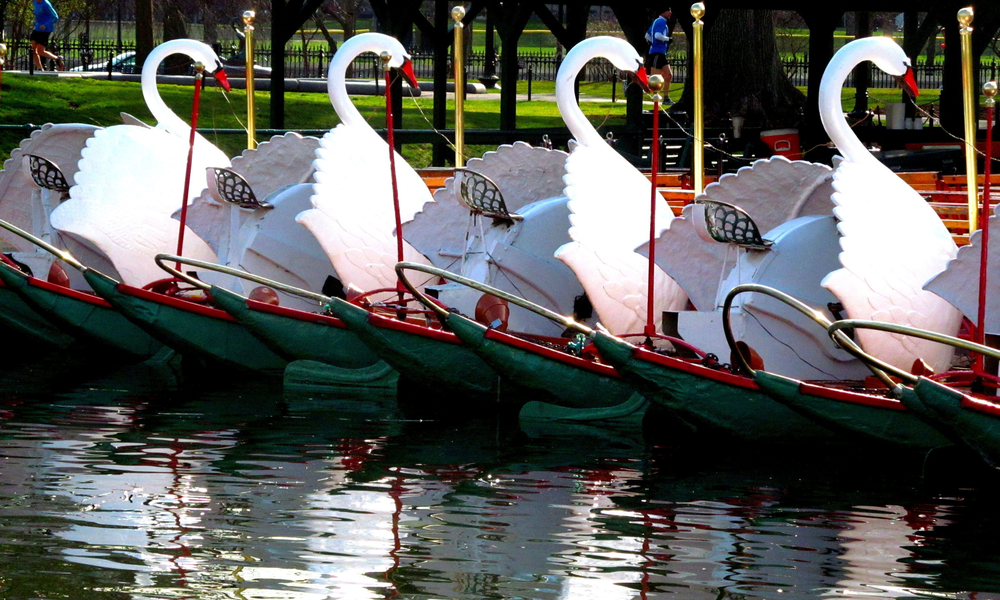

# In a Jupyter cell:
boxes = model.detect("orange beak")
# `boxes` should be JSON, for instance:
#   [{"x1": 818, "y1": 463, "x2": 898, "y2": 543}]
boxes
[
  {"x1": 632, "y1": 66, "x2": 650, "y2": 93},
  {"x1": 213, "y1": 63, "x2": 232, "y2": 92},
  {"x1": 400, "y1": 59, "x2": 419, "y2": 91},
  {"x1": 898, "y1": 66, "x2": 918, "y2": 98}
]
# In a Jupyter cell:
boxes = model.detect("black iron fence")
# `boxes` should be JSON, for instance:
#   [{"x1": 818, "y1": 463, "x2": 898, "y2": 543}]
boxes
[{"x1": 5, "y1": 37, "x2": 999, "y2": 89}]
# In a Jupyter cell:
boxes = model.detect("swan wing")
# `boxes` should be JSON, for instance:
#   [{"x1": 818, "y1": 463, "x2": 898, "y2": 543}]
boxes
[
  {"x1": 925, "y1": 203, "x2": 1000, "y2": 333},
  {"x1": 296, "y1": 206, "x2": 434, "y2": 292},
  {"x1": 306, "y1": 124, "x2": 433, "y2": 291},
  {"x1": 555, "y1": 240, "x2": 680, "y2": 336},
  {"x1": 71, "y1": 125, "x2": 230, "y2": 216},
  {"x1": 558, "y1": 142, "x2": 686, "y2": 333},
  {"x1": 821, "y1": 159, "x2": 962, "y2": 372},
  {"x1": 0, "y1": 123, "x2": 99, "y2": 251},
  {"x1": 51, "y1": 201, "x2": 217, "y2": 287}
]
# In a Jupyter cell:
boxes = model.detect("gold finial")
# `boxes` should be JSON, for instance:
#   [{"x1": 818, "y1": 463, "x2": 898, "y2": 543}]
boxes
[
  {"x1": 452, "y1": 5, "x2": 466, "y2": 22},
  {"x1": 193, "y1": 61, "x2": 205, "y2": 73},
  {"x1": 0, "y1": 43, "x2": 7, "y2": 58},
  {"x1": 648, "y1": 74, "x2": 665, "y2": 93},
  {"x1": 958, "y1": 7, "x2": 974, "y2": 29},
  {"x1": 691, "y1": 2, "x2": 705, "y2": 21},
  {"x1": 243, "y1": 10, "x2": 255, "y2": 26},
  {"x1": 380, "y1": 50, "x2": 392, "y2": 66},
  {"x1": 986, "y1": 80, "x2": 998, "y2": 107}
]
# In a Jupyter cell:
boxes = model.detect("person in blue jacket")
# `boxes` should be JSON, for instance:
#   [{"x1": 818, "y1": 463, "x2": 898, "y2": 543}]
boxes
[
  {"x1": 644, "y1": 8, "x2": 673, "y2": 101},
  {"x1": 31, "y1": 0, "x2": 64, "y2": 71}
]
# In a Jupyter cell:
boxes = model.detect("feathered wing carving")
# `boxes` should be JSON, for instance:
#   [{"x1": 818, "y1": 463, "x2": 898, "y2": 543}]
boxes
[
  {"x1": 297, "y1": 123, "x2": 436, "y2": 292},
  {"x1": 0, "y1": 123, "x2": 100, "y2": 252},
  {"x1": 51, "y1": 123, "x2": 227, "y2": 287},
  {"x1": 53, "y1": 203, "x2": 217, "y2": 287},
  {"x1": 821, "y1": 159, "x2": 962, "y2": 373},
  {"x1": 556, "y1": 142, "x2": 687, "y2": 336},
  {"x1": 182, "y1": 133, "x2": 321, "y2": 255},
  {"x1": 638, "y1": 156, "x2": 835, "y2": 310},
  {"x1": 406, "y1": 141, "x2": 569, "y2": 271},
  {"x1": 925, "y1": 202, "x2": 1000, "y2": 333}
]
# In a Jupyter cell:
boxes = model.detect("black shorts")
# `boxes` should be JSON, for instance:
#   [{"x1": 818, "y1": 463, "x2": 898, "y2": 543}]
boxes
[
  {"x1": 645, "y1": 52, "x2": 668, "y2": 70},
  {"x1": 30, "y1": 30, "x2": 51, "y2": 47}
]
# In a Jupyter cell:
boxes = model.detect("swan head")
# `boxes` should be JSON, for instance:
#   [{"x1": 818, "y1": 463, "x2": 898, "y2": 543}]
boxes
[
  {"x1": 381, "y1": 40, "x2": 418, "y2": 90},
  {"x1": 599, "y1": 36, "x2": 650, "y2": 91},
  {"x1": 866, "y1": 37, "x2": 918, "y2": 97}
]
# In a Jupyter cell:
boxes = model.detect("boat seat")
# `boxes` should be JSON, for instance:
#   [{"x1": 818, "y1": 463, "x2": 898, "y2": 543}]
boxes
[
  {"x1": 210, "y1": 167, "x2": 272, "y2": 210},
  {"x1": 455, "y1": 168, "x2": 522, "y2": 223},
  {"x1": 24, "y1": 154, "x2": 70, "y2": 198},
  {"x1": 697, "y1": 199, "x2": 772, "y2": 250}
]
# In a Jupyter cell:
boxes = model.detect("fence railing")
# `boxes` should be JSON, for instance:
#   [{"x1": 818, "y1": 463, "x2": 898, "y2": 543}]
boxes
[{"x1": 5, "y1": 37, "x2": 999, "y2": 89}]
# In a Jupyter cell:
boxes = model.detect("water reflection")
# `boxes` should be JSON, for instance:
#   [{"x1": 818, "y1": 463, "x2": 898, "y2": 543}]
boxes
[{"x1": 0, "y1": 359, "x2": 999, "y2": 599}]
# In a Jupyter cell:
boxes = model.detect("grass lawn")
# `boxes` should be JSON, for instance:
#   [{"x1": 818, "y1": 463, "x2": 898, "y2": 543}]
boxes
[{"x1": 0, "y1": 73, "x2": 943, "y2": 167}]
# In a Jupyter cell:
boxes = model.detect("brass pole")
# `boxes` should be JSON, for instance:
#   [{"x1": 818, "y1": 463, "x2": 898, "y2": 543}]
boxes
[
  {"x1": 452, "y1": 6, "x2": 466, "y2": 167},
  {"x1": 244, "y1": 10, "x2": 257, "y2": 149},
  {"x1": 959, "y1": 7, "x2": 977, "y2": 232},
  {"x1": 691, "y1": 3, "x2": 705, "y2": 194}
]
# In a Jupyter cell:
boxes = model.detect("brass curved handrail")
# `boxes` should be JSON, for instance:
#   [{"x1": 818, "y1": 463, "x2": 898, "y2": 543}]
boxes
[
  {"x1": 394, "y1": 261, "x2": 592, "y2": 334},
  {"x1": 721, "y1": 283, "x2": 898, "y2": 388},
  {"x1": 0, "y1": 217, "x2": 87, "y2": 272},
  {"x1": 154, "y1": 253, "x2": 329, "y2": 305},
  {"x1": 828, "y1": 319, "x2": 1000, "y2": 386}
]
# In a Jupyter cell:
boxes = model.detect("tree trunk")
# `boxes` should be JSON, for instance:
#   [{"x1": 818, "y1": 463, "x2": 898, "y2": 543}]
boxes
[
  {"x1": 162, "y1": 1, "x2": 190, "y2": 75},
  {"x1": 677, "y1": 9, "x2": 805, "y2": 128},
  {"x1": 135, "y1": 0, "x2": 154, "y2": 71}
]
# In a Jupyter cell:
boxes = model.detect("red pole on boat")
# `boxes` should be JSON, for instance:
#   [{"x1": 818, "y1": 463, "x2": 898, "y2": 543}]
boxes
[
  {"x1": 382, "y1": 52, "x2": 406, "y2": 304},
  {"x1": 174, "y1": 63, "x2": 205, "y2": 271},
  {"x1": 976, "y1": 81, "x2": 997, "y2": 372},
  {"x1": 644, "y1": 75, "x2": 666, "y2": 342}
]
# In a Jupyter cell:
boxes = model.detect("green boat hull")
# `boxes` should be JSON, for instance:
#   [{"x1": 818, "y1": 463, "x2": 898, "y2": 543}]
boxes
[
  {"x1": 324, "y1": 297, "x2": 499, "y2": 396},
  {"x1": 84, "y1": 270, "x2": 287, "y2": 374},
  {"x1": 754, "y1": 370, "x2": 951, "y2": 449},
  {"x1": 907, "y1": 377, "x2": 1000, "y2": 468},
  {"x1": 0, "y1": 261, "x2": 162, "y2": 357},
  {"x1": 0, "y1": 277, "x2": 75, "y2": 348},
  {"x1": 208, "y1": 285, "x2": 384, "y2": 368},
  {"x1": 445, "y1": 312, "x2": 645, "y2": 419},
  {"x1": 283, "y1": 359, "x2": 398, "y2": 391},
  {"x1": 590, "y1": 330, "x2": 835, "y2": 442}
]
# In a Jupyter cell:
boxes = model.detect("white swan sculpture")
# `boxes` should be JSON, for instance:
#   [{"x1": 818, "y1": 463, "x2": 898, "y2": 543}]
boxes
[
  {"x1": 819, "y1": 37, "x2": 962, "y2": 374},
  {"x1": 49, "y1": 39, "x2": 230, "y2": 288},
  {"x1": 295, "y1": 33, "x2": 435, "y2": 295},
  {"x1": 554, "y1": 36, "x2": 688, "y2": 337}
]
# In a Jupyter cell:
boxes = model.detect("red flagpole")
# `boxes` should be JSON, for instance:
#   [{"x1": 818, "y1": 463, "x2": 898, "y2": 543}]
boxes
[
  {"x1": 976, "y1": 85, "x2": 995, "y2": 372},
  {"x1": 383, "y1": 57, "x2": 405, "y2": 304},
  {"x1": 644, "y1": 81, "x2": 663, "y2": 343},
  {"x1": 174, "y1": 67, "x2": 204, "y2": 270}
]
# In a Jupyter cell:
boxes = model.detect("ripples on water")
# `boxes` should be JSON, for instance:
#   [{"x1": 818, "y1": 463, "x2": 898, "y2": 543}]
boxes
[{"x1": 2, "y1": 355, "x2": 1000, "y2": 599}]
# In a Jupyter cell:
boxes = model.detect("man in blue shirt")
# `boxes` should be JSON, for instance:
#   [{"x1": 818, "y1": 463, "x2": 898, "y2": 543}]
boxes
[
  {"x1": 644, "y1": 8, "x2": 673, "y2": 102},
  {"x1": 31, "y1": 0, "x2": 63, "y2": 71}
]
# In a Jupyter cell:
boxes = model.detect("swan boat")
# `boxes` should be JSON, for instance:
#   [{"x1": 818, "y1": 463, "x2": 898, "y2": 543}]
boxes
[
  {"x1": 584, "y1": 37, "x2": 960, "y2": 445},
  {"x1": 312, "y1": 37, "x2": 660, "y2": 406}
]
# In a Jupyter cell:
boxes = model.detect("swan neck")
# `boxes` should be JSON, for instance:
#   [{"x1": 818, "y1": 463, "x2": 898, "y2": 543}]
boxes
[
  {"x1": 328, "y1": 36, "x2": 387, "y2": 128},
  {"x1": 142, "y1": 41, "x2": 197, "y2": 135},
  {"x1": 819, "y1": 43, "x2": 880, "y2": 165},
  {"x1": 556, "y1": 42, "x2": 606, "y2": 148}
]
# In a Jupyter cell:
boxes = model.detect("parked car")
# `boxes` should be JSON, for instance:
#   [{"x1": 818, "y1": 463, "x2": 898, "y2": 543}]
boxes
[{"x1": 70, "y1": 51, "x2": 138, "y2": 73}]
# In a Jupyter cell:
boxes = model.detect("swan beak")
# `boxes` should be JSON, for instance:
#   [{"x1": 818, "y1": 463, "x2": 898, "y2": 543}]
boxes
[
  {"x1": 898, "y1": 66, "x2": 919, "y2": 98},
  {"x1": 400, "y1": 59, "x2": 419, "y2": 91},
  {"x1": 213, "y1": 65, "x2": 232, "y2": 92},
  {"x1": 632, "y1": 66, "x2": 651, "y2": 92}
]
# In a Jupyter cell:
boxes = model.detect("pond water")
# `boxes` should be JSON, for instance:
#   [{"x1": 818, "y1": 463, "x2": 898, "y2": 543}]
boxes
[{"x1": 2, "y1": 356, "x2": 1000, "y2": 600}]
